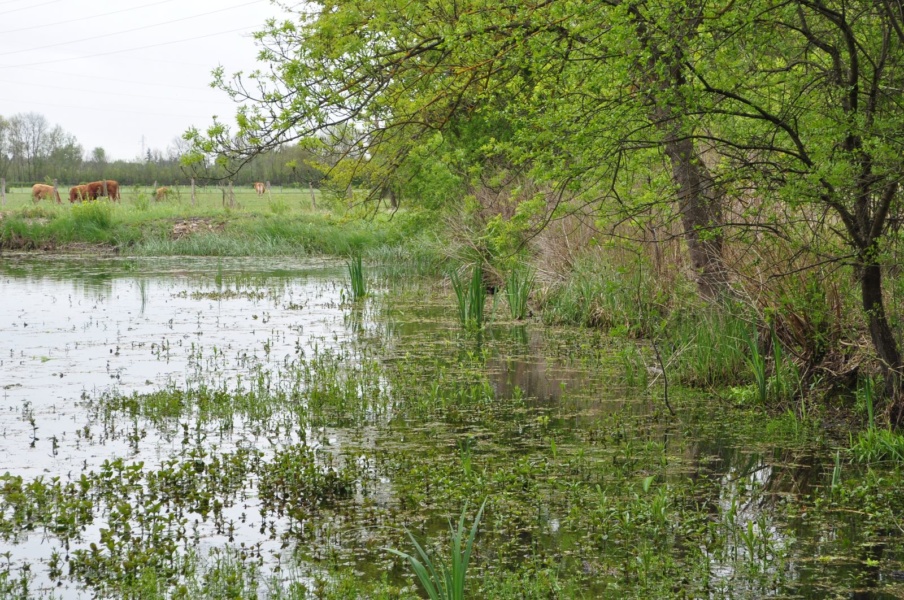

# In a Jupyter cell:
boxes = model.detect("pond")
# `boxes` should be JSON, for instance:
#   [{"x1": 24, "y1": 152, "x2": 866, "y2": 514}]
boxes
[{"x1": 0, "y1": 254, "x2": 901, "y2": 598}]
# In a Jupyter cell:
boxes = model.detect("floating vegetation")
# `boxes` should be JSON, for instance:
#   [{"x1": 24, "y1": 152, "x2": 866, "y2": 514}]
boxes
[{"x1": 0, "y1": 255, "x2": 903, "y2": 599}]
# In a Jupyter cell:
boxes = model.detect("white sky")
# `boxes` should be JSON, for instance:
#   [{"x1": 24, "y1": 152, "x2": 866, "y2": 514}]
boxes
[{"x1": 0, "y1": 0, "x2": 288, "y2": 161}]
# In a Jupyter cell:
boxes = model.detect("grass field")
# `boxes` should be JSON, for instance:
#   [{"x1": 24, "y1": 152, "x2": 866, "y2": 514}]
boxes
[
  {"x1": 1, "y1": 183, "x2": 323, "y2": 214},
  {"x1": 0, "y1": 184, "x2": 430, "y2": 258}
]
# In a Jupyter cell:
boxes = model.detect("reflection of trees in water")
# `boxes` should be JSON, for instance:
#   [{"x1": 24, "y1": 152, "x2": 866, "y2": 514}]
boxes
[
  {"x1": 681, "y1": 438, "x2": 901, "y2": 598},
  {"x1": 485, "y1": 326, "x2": 591, "y2": 404}
]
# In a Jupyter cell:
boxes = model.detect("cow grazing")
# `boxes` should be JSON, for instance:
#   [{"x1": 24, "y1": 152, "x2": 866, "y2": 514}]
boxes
[
  {"x1": 254, "y1": 182, "x2": 265, "y2": 196},
  {"x1": 32, "y1": 184, "x2": 61, "y2": 204},
  {"x1": 68, "y1": 185, "x2": 89, "y2": 203},
  {"x1": 155, "y1": 186, "x2": 171, "y2": 201},
  {"x1": 85, "y1": 180, "x2": 121, "y2": 202}
]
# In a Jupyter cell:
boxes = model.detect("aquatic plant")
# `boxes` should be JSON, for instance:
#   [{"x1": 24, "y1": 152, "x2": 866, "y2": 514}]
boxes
[
  {"x1": 744, "y1": 327, "x2": 768, "y2": 404},
  {"x1": 386, "y1": 499, "x2": 486, "y2": 600},
  {"x1": 504, "y1": 264, "x2": 535, "y2": 320},
  {"x1": 346, "y1": 255, "x2": 367, "y2": 300},
  {"x1": 450, "y1": 265, "x2": 486, "y2": 329},
  {"x1": 850, "y1": 377, "x2": 904, "y2": 462}
]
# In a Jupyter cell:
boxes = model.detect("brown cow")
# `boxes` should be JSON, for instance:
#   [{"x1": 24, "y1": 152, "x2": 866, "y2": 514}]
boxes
[
  {"x1": 254, "y1": 182, "x2": 265, "y2": 196},
  {"x1": 32, "y1": 183, "x2": 61, "y2": 204},
  {"x1": 155, "y1": 186, "x2": 171, "y2": 201},
  {"x1": 68, "y1": 185, "x2": 89, "y2": 202},
  {"x1": 85, "y1": 180, "x2": 121, "y2": 202}
]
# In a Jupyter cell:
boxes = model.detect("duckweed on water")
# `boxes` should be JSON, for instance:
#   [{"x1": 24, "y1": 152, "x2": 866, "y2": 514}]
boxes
[{"x1": 1, "y1": 256, "x2": 903, "y2": 599}]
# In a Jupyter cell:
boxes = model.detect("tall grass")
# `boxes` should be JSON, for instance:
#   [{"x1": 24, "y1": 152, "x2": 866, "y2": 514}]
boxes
[
  {"x1": 346, "y1": 255, "x2": 366, "y2": 301},
  {"x1": 539, "y1": 256, "x2": 669, "y2": 337},
  {"x1": 70, "y1": 200, "x2": 114, "y2": 230},
  {"x1": 450, "y1": 265, "x2": 486, "y2": 329},
  {"x1": 665, "y1": 306, "x2": 750, "y2": 388},
  {"x1": 504, "y1": 264, "x2": 535, "y2": 320},
  {"x1": 744, "y1": 328, "x2": 768, "y2": 404},
  {"x1": 385, "y1": 499, "x2": 486, "y2": 600},
  {"x1": 850, "y1": 376, "x2": 904, "y2": 463}
]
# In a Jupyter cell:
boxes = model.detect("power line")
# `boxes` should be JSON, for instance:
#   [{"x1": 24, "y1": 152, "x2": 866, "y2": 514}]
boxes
[
  {"x1": 0, "y1": 0, "x2": 266, "y2": 57},
  {"x1": 0, "y1": 0, "x2": 61, "y2": 16},
  {"x1": 7, "y1": 66, "x2": 233, "y2": 91},
  {"x1": 0, "y1": 95, "x2": 220, "y2": 119},
  {"x1": 0, "y1": 78, "x2": 241, "y2": 105},
  {"x1": 0, "y1": 26, "x2": 256, "y2": 69},
  {"x1": 0, "y1": 0, "x2": 181, "y2": 35}
]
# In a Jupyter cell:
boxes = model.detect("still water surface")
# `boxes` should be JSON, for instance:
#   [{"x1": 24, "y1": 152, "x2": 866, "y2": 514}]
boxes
[{"x1": 0, "y1": 254, "x2": 901, "y2": 599}]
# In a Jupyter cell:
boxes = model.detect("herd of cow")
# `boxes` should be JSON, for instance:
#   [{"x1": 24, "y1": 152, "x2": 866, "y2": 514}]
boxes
[
  {"x1": 31, "y1": 181, "x2": 269, "y2": 204},
  {"x1": 31, "y1": 181, "x2": 121, "y2": 204}
]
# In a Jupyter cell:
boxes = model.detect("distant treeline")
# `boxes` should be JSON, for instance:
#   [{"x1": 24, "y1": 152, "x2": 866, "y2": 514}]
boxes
[{"x1": 0, "y1": 112, "x2": 326, "y2": 187}]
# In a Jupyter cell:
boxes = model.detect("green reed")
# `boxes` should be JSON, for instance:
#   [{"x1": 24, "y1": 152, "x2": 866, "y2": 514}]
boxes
[
  {"x1": 450, "y1": 265, "x2": 486, "y2": 329},
  {"x1": 504, "y1": 264, "x2": 535, "y2": 320},
  {"x1": 346, "y1": 255, "x2": 367, "y2": 300},
  {"x1": 386, "y1": 499, "x2": 486, "y2": 600}
]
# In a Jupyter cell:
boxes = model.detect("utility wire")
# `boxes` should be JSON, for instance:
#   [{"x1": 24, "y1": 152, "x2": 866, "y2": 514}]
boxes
[
  {"x1": 0, "y1": 0, "x2": 181, "y2": 35},
  {"x1": 10, "y1": 66, "x2": 232, "y2": 90},
  {"x1": 0, "y1": 78, "x2": 240, "y2": 104},
  {"x1": 0, "y1": 26, "x2": 255, "y2": 69},
  {"x1": 0, "y1": 95, "x2": 220, "y2": 119},
  {"x1": 0, "y1": 0, "x2": 61, "y2": 16},
  {"x1": 0, "y1": 0, "x2": 266, "y2": 57}
]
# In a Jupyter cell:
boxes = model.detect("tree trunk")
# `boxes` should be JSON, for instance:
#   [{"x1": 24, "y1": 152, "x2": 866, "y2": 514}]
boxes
[
  {"x1": 861, "y1": 260, "x2": 903, "y2": 422},
  {"x1": 663, "y1": 136, "x2": 730, "y2": 300}
]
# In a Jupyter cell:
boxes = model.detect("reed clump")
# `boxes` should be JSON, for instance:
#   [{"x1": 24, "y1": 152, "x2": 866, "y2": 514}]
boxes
[{"x1": 450, "y1": 264, "x2": 487, "y2": 329}]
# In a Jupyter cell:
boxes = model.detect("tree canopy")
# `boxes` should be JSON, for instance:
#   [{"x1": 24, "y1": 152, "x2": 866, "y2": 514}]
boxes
[{"x1": 189, "y1": 0, "x2": 904, "y2": 419}]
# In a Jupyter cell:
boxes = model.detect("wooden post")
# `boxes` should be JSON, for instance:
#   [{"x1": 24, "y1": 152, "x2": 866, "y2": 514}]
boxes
[
  {"x1": 102, "y1": 179, "x2": 108, "y2": 199},
  {"x1": 309, "y1": 181, "x2": 316, "y2": 209},
  {"x1": 52, "y1": 178, "x2": 59, "y2": 204},
  {"x1": 266, "y1": 180, "x2": 272, "y2": 201},
  {"x1": 228, "y1": 180, "x2": 236, "y2": 208},
  {"x1": 1, "y1": 178, "x2": 6, "y2": 206},
  {"x1": 191, "y1": 178, "x2": 196, "y2": 206}
]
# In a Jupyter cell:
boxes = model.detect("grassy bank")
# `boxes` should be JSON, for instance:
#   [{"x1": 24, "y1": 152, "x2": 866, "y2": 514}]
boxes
[{"x1": 0, "y1": 186, "x2": 438, "y2": 259}]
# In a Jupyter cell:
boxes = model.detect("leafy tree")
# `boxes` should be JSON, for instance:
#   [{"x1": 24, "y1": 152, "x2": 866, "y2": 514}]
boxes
[
  {"x1": 187, "y1": 0, "x2": 904, "y2": 417},
  {"x1": 90, "y1": 147, "x2": 107, "y2": 165}
]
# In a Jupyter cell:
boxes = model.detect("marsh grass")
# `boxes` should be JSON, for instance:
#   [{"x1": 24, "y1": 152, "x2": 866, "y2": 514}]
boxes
[
  {"x1": 665, "y1": 306, "x2": 750, "y2": 388},
  {"x1": 386, "y1": 499, "x2": 486, "y2": 600},
  {"x1": 745, "y1": 328, "x2": 768, "y2": 404},
  {"x1": 539, "y1": 256, "x2": 669, "y2": 336},
  {"x1": 450, "y1": 265, "x2": 486, "y2": 329},
  {"x1": 347, "y1": 255, "x2": 367, "y2": 300},
  {"x1": 850, "y1": 377, "x2": 904, "y2": 462},
  {"x1": 504, "y1": 264, "x2": 535, "y2": 320}
]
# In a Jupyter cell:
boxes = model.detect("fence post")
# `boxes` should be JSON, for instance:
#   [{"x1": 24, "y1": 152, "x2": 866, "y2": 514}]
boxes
[
  {"x1": 309, "y1": 181, "x2": 316, "y2": 209},
  {"x1": 191, "y1": 178, "x2": 196, "y2": 206},
  {"x1": 1, "y1": 178, "x2": 5, "y2": 206},
  {"x1": 102, "y1": 179, "x2": 108, "y2": 199},
  {"x1": 228, "y1": 180, "x2": 236, "y2": 207},
  {"x1": 52, "y1": 178, "x2": 60, "y2": 204},
  {"x1": 266, "y1": 180, "x2": 272, "y2": 201}
]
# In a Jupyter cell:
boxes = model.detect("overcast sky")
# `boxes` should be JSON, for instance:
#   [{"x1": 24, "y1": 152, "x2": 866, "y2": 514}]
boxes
[{"x1": 0, "y1": 0, "x2": 288, "y2": 161}]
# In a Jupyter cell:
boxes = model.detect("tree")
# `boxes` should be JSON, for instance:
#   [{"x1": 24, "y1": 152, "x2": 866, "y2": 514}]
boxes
[
  {"x1": 677, "y1": 0, "x2": 904, "y2": 414},
  {"x1": 0, "y1": 115, "x2": 10, "y2": 180},
  {"x1": 188, "y1": 0, "x2": 904, "y2": 418},
  {"x1": 90, "y1": 147, "x2": 107, "y2": 165}
]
